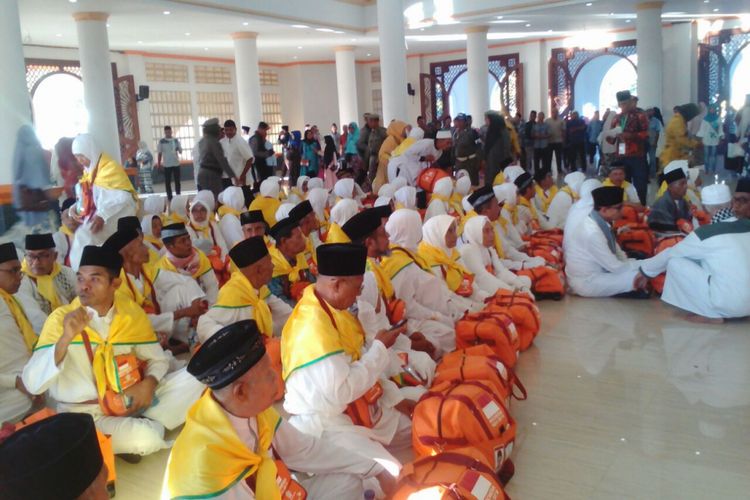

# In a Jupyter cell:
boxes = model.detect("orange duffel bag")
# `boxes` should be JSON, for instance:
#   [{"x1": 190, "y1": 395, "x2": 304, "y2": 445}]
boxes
[
  {"x1": 417, "y1": 167, "x2": 451, "y2": 193},
  {"x1": 392, "y1": 447, "x2": 511, "y2": 500},
  {"x1": 434, "y1": 351, "x2": 527, "y2": 406},
  {"x1": 651, "y1": 234, "x2": 685, "y2": 294},
  {"x1": 456, "y1": 310, "x2": 519, "y2": 368},
  {"x1": 531, "y1": 228, "x2": 564, "y2": 246},
  {"x1": 514, "y1": 266, "x2": 565, "y2": 301},
  {"x1": 616, "y1": 224, "x2": 655, "y2": 257},
  {"x1": 527, "y1": 242, "x2": 563, "y2": 266},
  {"x1": 413, "y1": 380, "x2": 516, "y2": 474},
  {"x1": 484, "y1": 291, "x2": 541, "y2": 349}
]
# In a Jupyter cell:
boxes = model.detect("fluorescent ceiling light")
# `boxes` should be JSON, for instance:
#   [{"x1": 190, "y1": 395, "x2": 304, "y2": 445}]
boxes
[
  {"x1": 496, "y1": 16, "x2": 503, "y2": 19},
  {"x1": 491, "y1": 19, "x2": 527, "y2": 24},
  {"x1": 291, "y1": 24, "x2": 309, "y2": 28},
  {"x1": 163, "y1": 10, "x2": 171, "y2": 15}
]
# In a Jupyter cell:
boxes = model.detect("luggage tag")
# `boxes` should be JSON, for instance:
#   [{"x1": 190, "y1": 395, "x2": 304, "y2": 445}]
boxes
[{"x1": 458, "y1": 470, "x2": 501, "y2": 500}]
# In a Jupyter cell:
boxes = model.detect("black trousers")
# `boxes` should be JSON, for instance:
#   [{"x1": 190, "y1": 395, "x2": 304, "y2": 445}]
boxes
[
  {"x1": 164, "y1": 166, "x2": 181, "y2": 200},
  {"x1": 534, "y1": 147, "x2": 551, "y2": 173},
  {"x1": 567, "y1": 143, "x2": 586, "y2": 172},
  {"x1": 548, "y1": 142, "x2": 564, "y2": 173}
]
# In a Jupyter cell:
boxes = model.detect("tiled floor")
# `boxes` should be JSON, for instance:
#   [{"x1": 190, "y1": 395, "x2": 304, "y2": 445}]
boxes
[{"x1": 115, "y1": 296, "x2": 750, "y2": 499}]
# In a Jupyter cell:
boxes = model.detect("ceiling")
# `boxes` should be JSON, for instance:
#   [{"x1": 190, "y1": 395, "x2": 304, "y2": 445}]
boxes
[{"x1": 17, "y1": 0, "x2": 750, "y2": 63}]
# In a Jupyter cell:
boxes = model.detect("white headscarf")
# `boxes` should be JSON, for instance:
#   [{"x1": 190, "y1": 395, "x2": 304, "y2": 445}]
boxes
[
  {"x1": 394, "y1": 186, "x2": 417, "y2": 209},
  {"x1": 191, "y1": 190, "x2": 216, "y2": 213},
  {"x1": 432, "y1": 177, "x2": 453, "y2": 198},
  {"x1": 222, "y1": 186, "x2": 246, "y2": 212},
  {"x1": 143, "y1": 195, "x2": 166, "y2": 215},
  {"x1": 493, "y1": 183, "x2": 517, "y2": 208},
  {"x1": 422, "y1": 214, "x2": 456, "y2": 253},
  {"x1": 307, "y1": 177, "x2": 324, "y2": 190},
  {"x1": 296, "y1": 175, "x2": 310, "y2": 191},
  {"x1": 170, "y1": 194, "x2": 190, "y2": 220},
  {"x1": 461, "y1": 195, "x2": 473, "y2": 213},
  {"x1": 385, "y1": 208, "x2": 422, "y2": 250},
  {"x1": 455, "y1": 169, "x2": 470, "y2": 180},
  {"x1": 71, "y1": 133, "x2": 102, "y2": 168},
  {"x1": 455, "y1": 176, "x2": 472, "y2": 197},
  {"x1": 334, "y1": 178, "x2": 355, "y2": 200},
  {"x1": 408, "y1": 127, "x2": 424, "y2": 140},
  {"x1": 141, "y1": 213, "x2": 160, "y2": 237},
  {"x1": 564, "y1": 178, "x2": 602, "y2": 249},
  {"x1": 563, "y1": 171, "x2": 586, "y2": 195},
  {"x1": 503, "y1": 166, "x2": 525, "y2": 184},
  {"x1": 391, "y1": 176, "x2": 408, "y2": 191},
  {"x1": 579, "y1": 178, "x2": 602, "y2": 202},
  {"x1": 463, "y1": 215, "x2": 490, "y2": 248},
  {"x1": 374, "y1": 196, "x2": 392, "y2": 207},
  {"x1": 307, "y1": 188, "x2": 329, "y2": 220},
  {"x1": 330, "y1": 198, "x2": 359, "y2": 227},
  {"x1": 275, "y1": 203, "x2": 295, "y2": 222},
  {"x1": 260, "y1": 178, "x2": 280, "y2": 198}
]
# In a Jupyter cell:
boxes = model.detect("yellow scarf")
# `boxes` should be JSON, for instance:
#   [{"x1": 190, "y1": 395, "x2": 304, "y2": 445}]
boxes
[
  {"x1": 458, "y1": 209, "x2": 477, "y2": 237},
  {"x1": 81, "y1": 153, "x2": 138, "y2": 201},
  {"x1": 35, "y1": 295, "x2": 157, "y2": 398},
  {"x1": 21, "y1": 259, "x2": 63, "y2": 311},
  {"x1": 505, "y1": 205, "x2": 519, "y2": 225},
  {"x1": 268, "y1": 245, "x2": 308, "y2": 281},
  {"x1": 417, "y1": 241, "x2": 472, "y2": 293},
  {"x1": 518, "y1": 196, "x2": 539, "y2": 221},
  {"x1": 603, "y1": 178, "x2": 632, "y2": 202},
  {"x1": 166, "y1": 213, "x2": 188, "y2": 225},
  {"x1": 561, "y1": 185, "x2": 580, "y2": 202},
  {"x1": 145, "y1": 234, "x2": 164, "y2": 251},
  {"x1": 534, "y1": 185, "x2": 559, "y2": 213},
  {"x1": 213, "y1": 272, "x2": 273, "y2": 336},
  {"x1": 60, "y1": 224, "x2": 74, "y2": 237},
  {"x1": 290, "y1": 188, "x2": 306, "y2": 201},
  {"x1": 0, "y1": 289, "x2": 36, "y2": 351},
  {"x1": 218, "y1": 206, "x2": 242, "y2": 218},
  {"x1": 281, "y1": 286, "x2": 364, "y2": 380},
  {"x1": 168, "y1": 391, "x2": 281, "y2": 500},
  {"x1": 367, "y1": 257, "x2": 394, "y2": 300},
  {"x1": 429, "y1": 193, "x2": 455, "y2": 215},
  {"x1": 492, "y1": 172, "x2": 505, "y2": 186},
  {"x1": 248, "y1": 197, "x2": 281, "y2": 227},
  {"x1": 391, "y1": 137, "x2": 416, "y2": 158},
  {"x1": 157, "y1": 250, "x2": 213, "y2": 279},
  {"x1": 449, "y1": 192, "x2": 466, "y2": 217},
  {"x1": 487, "y1": 220, "x2": 506, "y2": 259},
  {"x1": 118, "y1": 264, "x2": 160, "y2": 312},
  {"x1": 325, "y1": 223, "x2": 351, "y2": 244},
  {"x1": 380, "y1": 245, "x2": 430, "y2": 281}
]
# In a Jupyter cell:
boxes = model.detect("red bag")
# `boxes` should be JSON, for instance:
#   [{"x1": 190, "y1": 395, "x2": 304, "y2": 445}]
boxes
[
  {"x1": 413, "y1": 380, "x2": 516, "y2": 474},
  {"x1": 531, "y1": 228, "x2": 563, "y2": 246},
  {"x1": 515, "y1": 267, "x2": 565, "y2": 301},
  {"x1": 455, "y1": 310, "x2": 519, "y2": 368},
  {"x1": 417, "y1": 167, "x2": 450, "y2": 193}
]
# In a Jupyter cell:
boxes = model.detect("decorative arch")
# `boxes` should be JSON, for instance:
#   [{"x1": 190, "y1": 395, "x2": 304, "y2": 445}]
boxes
[
  {"x1": 548, "y1": 40, "x2": 637, "y2": 115},
  {"x1": 421, "y1": 53, "x2": 523, "y2": 122},
  {"x1": 698, "y1": 27, "x2": 750, "y2": 106},
  {"x1": 26, "y1": 59, "x2": 83, "y2": 96}
]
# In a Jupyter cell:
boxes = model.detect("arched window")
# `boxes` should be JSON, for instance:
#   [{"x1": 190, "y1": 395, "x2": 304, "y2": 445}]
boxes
[
  {"x1": 730, "y1": 44, "x2": 750, "y2": 110},
  {"x1": 572, "y1": 54, "x2": 637, "y2": 119},
  {"x1": 31, "y1": 73, "x2": 88, "y2": 149}
]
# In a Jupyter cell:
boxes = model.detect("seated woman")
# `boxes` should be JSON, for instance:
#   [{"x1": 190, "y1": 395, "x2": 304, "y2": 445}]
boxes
[
  {"x1": 288, "y1": 175, "x2": 309, "y2": 204},
  {"x1": 326, "y1": 198, "x2": 359, "y2": 243},
  {"x1": 424, "y1": 177, "x2": 454, "y2": 221},
  {"x1": 306, "y1": 187, "x2": 330, "y2": 243},
  {"x1": 141, "y1": 213, "x2": 165, "y2": 256},
  {"x1": 166, "y1": 194, "x2": 190, "y2": 225},
  {"x1": 394, "y1": 185, "x2": 417, "y2": 210},
  {"x1": 249, "y1": 177, "x2": 282, "y2": 226},
  {"x1": 187, "y1": 190, "x2": 228, "y2": 257},
  {"x1": 459, "y1": 215, "x2": 533, "y2": 297},
  {"x1": 216, "y1": 186, "x2": 246, "y2": 249},
  {"x1": 418, "y1": 214, "x2": 489, "y2": 304}
]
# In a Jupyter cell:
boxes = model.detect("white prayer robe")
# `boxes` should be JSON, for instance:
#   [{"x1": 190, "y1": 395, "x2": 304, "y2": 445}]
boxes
[
  {"x1": 458, "y1": 244, "x2": 532, "y2": 296},
  {"x1": 387, "y1": 139, "x2": 442, "y2": 186},
  {"x1": 196, "y1": 294, "x2": 292, "y2": 343},
  {"x1": 16, "y1": 266, "x2": 78, "y2": 333},
  {"x1": 546, "y1": 190, "x2": 576, "y2": 229},
  {"x1": 283, "y1": 341, "x2": 411, "y2": 475},
  {"x1": 641, "y1": 220, "x2": 750, "y2": 319},
  {"x1": 21, "y1": 306, "x2": 204, "y2": 455},
  {"x1": 188, "y1": 221, "x2": 229, "y2": 261},
  {"x1": 499, "y1": 209, "x2": 528, "y2": 250},
  {"x1": 218, "y1": 214, "x2": 244, "y2": 250},
  {"x1": 0, "y1": 300, "x2": 33, "y2": 423},
  {"x1": 424, "y1": 198, "x2": 449, "y2": 221},
  {"x1": 564, "y1": 215, "x2": 643, "y2": 297},
  {"x1": 52, "y1": 230, "x2": 73, "y2": 265},
  {"x1": 490, "y1": 220, "x2": 545, "y2": 271}
]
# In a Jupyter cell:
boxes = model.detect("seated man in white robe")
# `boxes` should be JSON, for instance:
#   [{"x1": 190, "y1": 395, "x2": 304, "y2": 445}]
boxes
[
  {"x1": 17, "y1": 233, "x2": 77, "y2": 333},
  {"x1": 0, "y1": 243, "x2": 42, "y2": 423},
  {"x1": 282, "y1": 244, "x2": 412, "y2": 481},
  {"x1": 640, "y1": 183, "x2": 750, "y2": 323},
  {"x1": 166, "y1": 320, "x2": 393, "y2": 500},
  {"x1": 156, "y1": 222, "x2": 220, "y2": 304},
  {"x1": 197, "y1": 236, "x2": 292, "y2": 342},
  {"x1": 547, "y1": 171, "x2": 586, "y2": 229},
  {"x1": 564, "y1": 186, "x2": 654, "y2": 298},
  {"x1": 22, "y1": 245, "x2": 204, "y2": 458}
]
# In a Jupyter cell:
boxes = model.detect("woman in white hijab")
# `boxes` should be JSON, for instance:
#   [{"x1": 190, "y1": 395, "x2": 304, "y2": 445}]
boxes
[
  {"x1": 333, "y1": 178, "x2": 362, "y2": 207},
  {"x1": 187, "y1": 189, "x2": 228, "y2": 258},
  {"x1": 143, "y1": 195, "x2": 166, "y2": 217},
  {"x1": 563, "y1": 178, "x2": 602, "y2": 252},
  {"x1": 326, "y1": 198, "x2": 359, "y2": 243},
  {"x1": 391, "y1": 176, "x2": 408, "y2": 191},
  {"x1": 493, "y1": 183, "x2": 525, "y2": 250},
  {"x1": 307, "y1": 177, "x2": 324, "y2": 190},
  {"x1": 288, "y1": 175, "x2": 310, "y2": 204},
  {"x1": 217, "y1": 186, "x2": 246, "y2": 248},
  {"x1": 167, "y1": 194, "x2": 190, "y2": 225},
  {"x1": 547, "y1": 171, "x2": 586, "y2": 229},
  {"x1": 424, "y1": 176, "x2": 454, "y2": 221},
  {"x1": 275, "y1": 203, "x2": 295, "y2": 222},
  {"x1": 306, "y1": 187, "x2": 330, "y2": 244},
  {"x1": 248, "y1": 177, "x2": 282, "y2": 226},
  {"x1": 379, "y1": 209, "x2": 462, "y2": 354},
  {"x1": 452, "y1": 172, "x2": 472, "y2": 217},
  {"x1": 394, "y1": 185, "x2": 417, "y2": 210},
  {"x1": 491, "y1": 183, "x2": 546, "y2": 270},
  {"x1": 459, "y1": 215, "x2": 533, "y2": 296},
  {"x1": 419, "y1": 214, "x2": 489, "y2": 304},
  {"x1": 141, "y1": 213, "x2": 165, "y2": 256}
]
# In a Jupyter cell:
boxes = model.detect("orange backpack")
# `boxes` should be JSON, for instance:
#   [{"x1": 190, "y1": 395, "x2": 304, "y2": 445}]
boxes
[
  {"x1": 434, "y1": 350, "x2": 527, "y2": 406},
  {"x1": 651, "y1": 234, "x2": 685, "y2": 294},
  {"x1": 514, "y1": 267, "x2": 566, "y2": 301},
  {"x1": 484, "y1": 290, "x2": 541, "y2": 349},
  {"x1": 616, "y1": 223, "x2": 655, "y2": 257},
  {"x1": 413, "y1": 380, "x2": 516, "y2": 474},
  {"x1": 417, "y1": 167, "x2": 451, "y2": 193},
  {"x1": 455, "y1": 310, "x2": 519, "y2": 368},
  {"x1": 392, "y1": 447, "x2": 510, "y2": 500},
  {"x1": 527, "y1": 242, "x2": 563, "y2": 266}
]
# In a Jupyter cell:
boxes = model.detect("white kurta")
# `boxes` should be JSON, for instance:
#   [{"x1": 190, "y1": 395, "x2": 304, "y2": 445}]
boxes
[
  {"x1": 21, "y1": 305, "x2": 204, "y2": 455},
  {"x1": 69, "y1": 183, "x2": 137, "y2": 270},
  {"x1": 643, "y1": 222, "x2": 750, "y2": 319},
  {"x1": 220, "y1": 135, "x2": 254, "y2": 180},
  {"x1": 188, "y1": 221, "x2": 229, "y2": 261},
  {"x1": 283, "y1": 341, "x2": 411, "y2": 475},
  {"x1": 386, "y1": 139, "x2": 441, "y2": 186},
  {"x1": 219, "y1": 214, "x2": 244, "y2": 250},
  {"x1": 16, "y1": 266, "x2": 78, "y2": 333},
  {"x1": 196, "y1": 295, "x2": 292, "y2": 343},
  {"x1": 564, "y1": 215, "x2": 642, "y2": 297},
  {"x1": 0, "y1": 301, "x2": 33, "y2": 423},
  {"x1": 458, "y1": 244, "x2": 531, "y2": 296},
  {"x1": 546, "y1": 191, "x2": 575, "y2": 229}
]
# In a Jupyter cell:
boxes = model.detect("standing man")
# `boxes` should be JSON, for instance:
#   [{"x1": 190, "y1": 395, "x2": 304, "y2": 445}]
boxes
[
  {"x1": 156, "y1": 126, "x2": 182, "y2": 202},
  {"x1": 565, "y1": 111, "x2": 587, "y2": 172},
  {"x1": 197, "y1": 118, "x2": 237, "y2": 201},
  {"x1": 523, "y1": 110, "x2": 538, "y2": 172},
  {"x1": 365, "y1": 114, "x2": 387, "y2": 186},
  {"x1": 219, "y1": 119, "x2": 254, "y2": 197},
  {"x1": 453, "y1": 113, "x2": 481, "y2": 187},
  {"x1": 610, "y1": 90, "x2": 650, "y2": 205},
  {"x1": 249, "y1": 122, "x2": 275, "y2": 189},
  {"x1": 586, "y1": 110, "x2": 603, "y2": 168},
  {"x1": 545, "y1": 108, "x2": 566, "y2": 176}
]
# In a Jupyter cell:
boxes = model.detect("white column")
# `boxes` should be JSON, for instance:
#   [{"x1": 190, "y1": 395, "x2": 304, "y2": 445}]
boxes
[
  {"x1": 1, "y1": 0, "x2": 31, "y2": 186},
  {"x1": 466, "y1": 25, "x2": 490, "y2": 118},
  {"x1": 335, "y1": 46, "x2": 359, "y2": 127},
  {"x1": 74, "y1": 12, "x2": 120, "y2": 162},
  {"x1": 377, "y1": 0, "x2": 408, "y2": 123},
  {"x1": 636, "y1": 1, "x2": 664, "y2": 110},
  {"x1": 232, "y1": 32, "x2": 263, "y2": 130}
]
